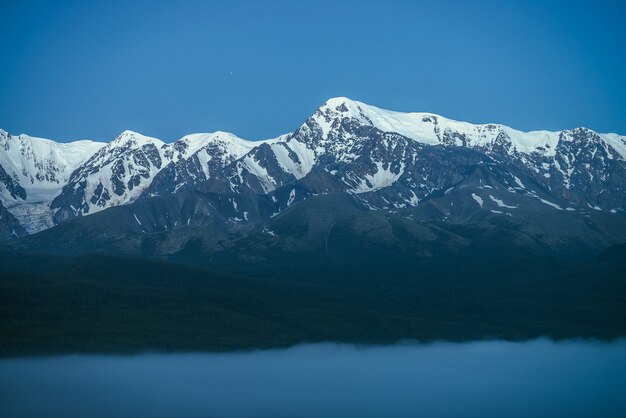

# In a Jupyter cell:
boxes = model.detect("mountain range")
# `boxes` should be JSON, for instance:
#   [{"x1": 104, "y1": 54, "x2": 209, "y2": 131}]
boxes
[
  {"x1": 1, "y1": 97, "x2": 625, "y2": 256},
  {"x1": 2, "y1": 97, "x2": 626, "y2": 355}
]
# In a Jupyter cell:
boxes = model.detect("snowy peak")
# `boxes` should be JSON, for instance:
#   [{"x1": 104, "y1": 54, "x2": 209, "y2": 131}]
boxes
[
  {"x1": 308, "y1": 97, "x2": 373, "y2": 139},
  {"x1": 51, "y1": 130, "x2": 172, "y2": 222},
  {"x1": 557, "y1": 127, "x2": 626, "y2": 161},
  {"x1": 309, "y1": 97, "x2": 455, "y2": 144},
  {"x1": 306, "y1": 97, "x2": 625, "y2": 161},
  {"x1": 109, "y1": 130, "x2": 165, "y2": 149},
  {"x1": 0, "y1": 129, "x2": 105, "y2": 204},
  {"x1": 182, "y1": 132, "x2": 257, "y2": 172},
  {"x1": 173, "y1": 132, "x2": 256, "y2": 160},
  {"x1": 50, "y1": 129, "x2": 282, "y2": 221},
  {"x1": 217, "y1": 98, "x2": 625, "y2": 214},
  {"x1": 0, "y1": 129, "x2": 105, "y2": 233},
  {"x1": 141, "y1": 131, "x2": 262, "y2": 198},
  {"x1": 193, "y1": 97, "x2": 625, "y2": 214},
  {"x1": 318, "y1": 97, "x2": 370, "y2": 121}
]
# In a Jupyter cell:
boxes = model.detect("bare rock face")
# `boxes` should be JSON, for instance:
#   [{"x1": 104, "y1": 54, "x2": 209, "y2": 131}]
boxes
[{"x1": 0, "y1": 200, "x2": 27, "y2": 240}]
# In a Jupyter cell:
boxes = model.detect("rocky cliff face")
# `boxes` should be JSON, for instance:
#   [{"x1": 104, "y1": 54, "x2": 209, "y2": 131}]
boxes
[{"x1": 0, "y1": 200, "x2": 27, "y2": 240}]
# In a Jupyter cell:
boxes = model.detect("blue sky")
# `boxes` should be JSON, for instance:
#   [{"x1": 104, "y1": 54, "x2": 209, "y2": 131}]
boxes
[{"x1": 1, "y1": 0, "x2": 625, "y2": 142}]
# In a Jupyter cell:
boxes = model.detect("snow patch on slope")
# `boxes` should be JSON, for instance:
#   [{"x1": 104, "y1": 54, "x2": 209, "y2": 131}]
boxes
[
  {"x1": 600, "y1": 133, "x2": 626, "y2": 160},
  {"x1": 471, "y1": 193, "x2": 484, "y2": 208},
  {"x1": 489, "y1": 195, "x2": 517, "y2": 209},
  {"x1": 353, "y1": 161, "x2": 404, "y2": 193}
]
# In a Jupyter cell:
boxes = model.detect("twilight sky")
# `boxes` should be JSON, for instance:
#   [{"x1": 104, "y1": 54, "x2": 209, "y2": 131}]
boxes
[{"x1": 1, "y1": 0, "x2": 625, "y2": 142}]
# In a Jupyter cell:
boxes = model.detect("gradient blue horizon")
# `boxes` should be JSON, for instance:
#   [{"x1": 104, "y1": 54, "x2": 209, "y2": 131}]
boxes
[{"x1": 1, "y1": 0, "x2": 625, "y2": 142}]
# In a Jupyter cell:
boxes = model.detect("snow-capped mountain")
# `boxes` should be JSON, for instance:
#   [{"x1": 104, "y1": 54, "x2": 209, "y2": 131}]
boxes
[
  {"x1": 141, "y1": 131, "x2": 263, "y2": 199},
  {"x1": 0, "y1": 127, "x2": 275, "y2": 234},
  {"x1": 50, "y1": 130, "x2": 269, "y2": 224},
  {"x1": 50, "y1": 130, "x2": 170, "y2": 224},
  {"x1": 1, "y1": 97, "x2": 625, "y2": 241},
  {"x1": 200, "y1": 97, "x2": 625, "y2": 213},
  {"x1": 0, "y1": 129, "x2": 105, "y2": 232}
]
